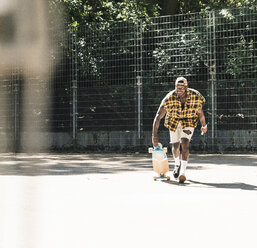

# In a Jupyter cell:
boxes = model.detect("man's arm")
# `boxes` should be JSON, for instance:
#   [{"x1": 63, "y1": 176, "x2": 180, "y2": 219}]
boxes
[
  {"x1": 197, "y1": 107, "x2": 207, "y2": 134},
  {"x1": 152, "y1": 106, "x2": 167, "y2": 146}
]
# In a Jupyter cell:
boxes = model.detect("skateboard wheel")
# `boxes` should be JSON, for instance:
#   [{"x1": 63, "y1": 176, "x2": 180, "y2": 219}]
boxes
[
  {"x1": 148, "y1": 148, "x2": 153, "y2": 153},
  {"x1": 153, "y1": 176, "x2": 157, "y2": 181},
  {"x1": 167, "y1": 176, "x2": 170, "y2": 181},
  {"x1": 163, "y1": 147, "x2": 167, "y2": 153}
]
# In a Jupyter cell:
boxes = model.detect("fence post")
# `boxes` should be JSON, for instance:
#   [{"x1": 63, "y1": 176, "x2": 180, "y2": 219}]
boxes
[
  {"x1": 136, "y1": 20, "x2": 143, "y2": 144},
  {"x1": 71, "y1": 29, "x2": 78, "y2": 150},
  {"x1": 208, "y1": 11, "x2": 217, "y2": 151},
  {"x1": 137, "y1": 75, "x2": 142, "y2": 141}
]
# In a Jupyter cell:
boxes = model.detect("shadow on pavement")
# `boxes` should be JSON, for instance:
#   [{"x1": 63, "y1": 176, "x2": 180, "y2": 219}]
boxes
[
  {"x1": 162, "y1": 180, "x2": 191, "y2": 186},
  {"x1": 0, "y1": 153, "x2": 256, "y2": 177},
  {"x1": 189, "y1": 154, "x2": 257, "y2": 167},
  {"x1": 0, "y1": 154, "x2": 153, "y2": 176},
  {"x1": 187, "y1": 180, "x2": 257, "y2": 191}
]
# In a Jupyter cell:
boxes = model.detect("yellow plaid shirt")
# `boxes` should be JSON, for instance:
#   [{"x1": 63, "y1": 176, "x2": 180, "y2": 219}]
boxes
[{"x1": 161, "y1": 88, "x2": 206, "y2": 132}]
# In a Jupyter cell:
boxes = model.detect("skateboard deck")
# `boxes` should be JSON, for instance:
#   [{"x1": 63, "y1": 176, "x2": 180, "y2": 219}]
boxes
[{"x1": 149, "y1": 143, "x2": 170, "y2": 181}]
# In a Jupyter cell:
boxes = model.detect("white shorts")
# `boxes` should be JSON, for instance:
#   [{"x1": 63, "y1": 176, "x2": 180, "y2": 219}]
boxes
[{"x1": 169, "y1": 122, "x2": 195, "y2": 144}]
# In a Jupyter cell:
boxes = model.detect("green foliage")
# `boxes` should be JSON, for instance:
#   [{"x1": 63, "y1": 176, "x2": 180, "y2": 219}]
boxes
[
  {"x1": 151, "y1": 20, "x2": 208, "y2": 78},
  {"x1": 225, "y1": 36, "x2": 256, "y2": 79},
  {"x1": 215, "y1": 7, "x2": 257, "y2": 80},
  {"x1": 50, "y1": 0, "x2": 160, "y2": 27},
  {"x1": 177, "y1": 0, "x2": 257, "y2": 13}
]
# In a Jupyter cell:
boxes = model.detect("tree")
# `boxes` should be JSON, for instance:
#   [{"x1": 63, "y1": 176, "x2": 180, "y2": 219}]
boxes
[
  {"x1": 176, "y1": 0, "x2": 257, "y2": 13},
  {"x1": 146, "y1": 0, "x2": 178, "y2": 15},
  {"x1": 49, "y1": 0, "x2": 160, "y2": 27}
]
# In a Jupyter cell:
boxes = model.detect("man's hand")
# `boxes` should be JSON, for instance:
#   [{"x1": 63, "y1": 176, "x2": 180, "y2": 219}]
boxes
[
  {"x1": 152, "y1": 136, "x2": 159, "y2": 147},
  {"x1": 201, "y1": 124, "x2": 208, "y2": 134},
  {"x1": 197, "y1": 107, "x2": 207, "y2": 135}
]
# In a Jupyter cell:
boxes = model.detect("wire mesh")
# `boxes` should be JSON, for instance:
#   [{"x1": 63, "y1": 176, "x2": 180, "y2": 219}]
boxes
[{"x1": 0, "y1": 6, "x2": 256, "y2": 152}]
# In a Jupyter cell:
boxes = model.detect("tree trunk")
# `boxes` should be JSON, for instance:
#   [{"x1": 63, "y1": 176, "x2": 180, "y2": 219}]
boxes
[{"x1": 147, "y1": 0, "x2": 178, "y2": 16}]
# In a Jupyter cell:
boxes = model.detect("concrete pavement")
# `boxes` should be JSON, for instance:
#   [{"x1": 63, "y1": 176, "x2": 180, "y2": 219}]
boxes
[{"x1": 0, "y1": 153, "x2": 256, "y2": 248}]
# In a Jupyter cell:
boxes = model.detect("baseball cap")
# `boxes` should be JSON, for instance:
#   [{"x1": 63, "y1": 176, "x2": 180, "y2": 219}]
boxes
[{"x1": 175, "y1": 77, "x2": 188, "y2": 87}]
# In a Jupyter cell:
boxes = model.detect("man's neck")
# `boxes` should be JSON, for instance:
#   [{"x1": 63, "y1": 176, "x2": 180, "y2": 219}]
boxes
[{"x1": 178, "y1": 92, "x2": 187, "y2": 103}]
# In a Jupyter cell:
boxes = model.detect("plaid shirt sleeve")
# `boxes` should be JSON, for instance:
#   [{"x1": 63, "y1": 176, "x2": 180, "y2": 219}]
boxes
[
  {"x1": 161, "y1": 91, "x2": 175, "y2": 111},
  {"x1": 198, "y1": 92, "x2": 206, "y2": 106}
]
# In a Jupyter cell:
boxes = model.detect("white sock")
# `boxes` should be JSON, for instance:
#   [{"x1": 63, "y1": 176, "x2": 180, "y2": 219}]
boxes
[
  {"x1": 180, "y1": 160, "x2": 187, "y2": 175},
  {"x1": 174, "y1": 156, "x2": 180, "y2": 166}
]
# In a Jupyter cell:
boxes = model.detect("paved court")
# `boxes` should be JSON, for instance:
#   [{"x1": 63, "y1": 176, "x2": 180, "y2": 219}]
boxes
[{"x1": 0, "y1": 153, "x2": 256, "y2": 248}]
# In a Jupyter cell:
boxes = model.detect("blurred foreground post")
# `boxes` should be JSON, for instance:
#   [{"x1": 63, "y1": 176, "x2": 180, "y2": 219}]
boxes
[{"x1": 0, "y1": 0, "x2": 61, "y2": 152}]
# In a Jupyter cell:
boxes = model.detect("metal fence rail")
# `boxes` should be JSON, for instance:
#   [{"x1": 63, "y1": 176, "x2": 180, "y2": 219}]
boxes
[{"x1": 0, "y1": 6, "x2": 256, "y2": 152}]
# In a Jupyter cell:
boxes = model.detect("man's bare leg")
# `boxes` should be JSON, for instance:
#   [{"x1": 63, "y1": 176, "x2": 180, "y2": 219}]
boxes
[
  {"x1": 172, "y1": 142, "x2": 180, "y2": 158},
  {"x1": 179, "y1": 138, "x2": 190, "y2": 182},
  {"x1": 181, "y1": 138, "x2": 190, "y2": 161},
  {"x1": 172, "y1": 142, "x2": 181, "y2": 178}
]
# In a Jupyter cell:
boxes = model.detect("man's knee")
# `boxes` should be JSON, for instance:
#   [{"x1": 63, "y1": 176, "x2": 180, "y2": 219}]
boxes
[
  {"x1": 172, "y1": 142, "x2": 180, "y2": 150},
  {"x1": 183, "y1": 130, "x2": 192, "y2": 135},
  {"x1": 181, "y1": 138, "x2": 190, "y2": 149}
]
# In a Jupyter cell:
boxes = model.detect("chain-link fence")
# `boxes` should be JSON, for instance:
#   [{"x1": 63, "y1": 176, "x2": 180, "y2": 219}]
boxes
[{"x1": 0, "y1": 6, "x2": 256, "y2": 153}]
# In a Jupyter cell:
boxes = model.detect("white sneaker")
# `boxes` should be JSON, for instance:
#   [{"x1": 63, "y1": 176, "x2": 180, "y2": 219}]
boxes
[{"x1": 173, "y1": 164, "x2": 180, "y2": 179}]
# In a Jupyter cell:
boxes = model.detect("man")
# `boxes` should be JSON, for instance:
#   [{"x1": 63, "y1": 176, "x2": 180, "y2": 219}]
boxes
[{"x1": 152, "y1": 77, "x2": 207, "y2": 183}]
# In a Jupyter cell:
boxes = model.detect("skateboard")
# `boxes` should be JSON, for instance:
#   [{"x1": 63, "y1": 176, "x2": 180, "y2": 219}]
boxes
[{"x1": 148, "y1": 143, "x2": 170, "y2": 181}]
